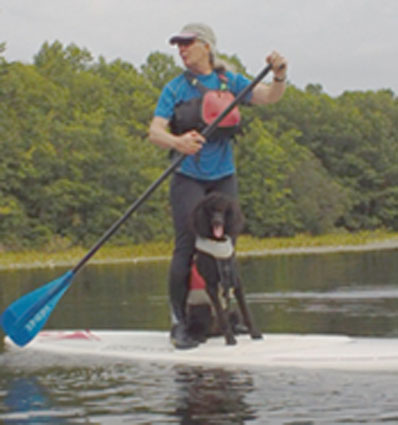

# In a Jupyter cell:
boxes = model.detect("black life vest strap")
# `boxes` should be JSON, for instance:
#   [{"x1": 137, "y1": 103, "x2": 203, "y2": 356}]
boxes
[
  {"x1": 184, "y1": 70, "x2": 229, "y2": 94},
  {"x1": 216, "y1": 256, "x2": 239, "y2": 293}
]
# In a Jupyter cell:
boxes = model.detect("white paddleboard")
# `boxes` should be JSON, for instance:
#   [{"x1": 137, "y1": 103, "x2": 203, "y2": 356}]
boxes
[{"x1": 5, "y1": 330, "x2": 398, "y2": 370}]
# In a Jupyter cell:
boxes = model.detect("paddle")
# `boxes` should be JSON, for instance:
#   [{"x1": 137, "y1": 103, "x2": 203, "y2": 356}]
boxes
[{"x1": 0, "y1": 63, "x2": 274, "y2": 347}]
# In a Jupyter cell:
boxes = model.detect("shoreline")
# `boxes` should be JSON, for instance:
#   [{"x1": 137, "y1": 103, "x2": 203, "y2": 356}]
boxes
[{"x1": 1, "y1": 238, "x2": 398, "y2": 271}]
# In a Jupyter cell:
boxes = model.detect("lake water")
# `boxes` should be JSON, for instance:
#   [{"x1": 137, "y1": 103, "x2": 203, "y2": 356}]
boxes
[{"x1": 1, "y1": 249, "x2": 398, "y2": 424}]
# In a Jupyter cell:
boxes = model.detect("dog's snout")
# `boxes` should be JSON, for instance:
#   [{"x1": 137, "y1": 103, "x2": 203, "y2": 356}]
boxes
[
  {"x1": 211, "y1": 211, "x2": 224, "y2": 227},
  {"x1": 211, "y1": 211, "x2": 225, "y2": 239}
]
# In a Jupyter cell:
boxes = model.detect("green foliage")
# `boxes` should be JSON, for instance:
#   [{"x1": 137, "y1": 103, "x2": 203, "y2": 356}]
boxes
[
  {"x1": 0, "y1": 41, "x2": 397, "y2": 249},
  {"x1": 140, "y1": 52, "x2": 182, "y2": 90},
  {"x1": 0, "y1": 42, "x2": 6, "y2": 65},
  {"x1": 236, "y1": 119, "x2": 298, "y2": 236},
  {"x1": 258, "y1": 85, "x2": 398, "y2": 232},
  {"x1": 287, "y1": 155, "x2": 351, "y2": 235},
  {"x1": 236, "y1": 118, "x2": 350, "y2": 236},
  {"x1": 216, "y1": 53, "x2": 248, "y2": 75}
]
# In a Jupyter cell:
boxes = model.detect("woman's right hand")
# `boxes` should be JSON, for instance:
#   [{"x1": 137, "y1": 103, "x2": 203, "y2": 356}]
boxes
[
  {"x1": 149, "y1": 117, "x2": 205, "y2": 155},
  {"x1": 174, "y1": 130, "x2": 206, "y2": 155}
]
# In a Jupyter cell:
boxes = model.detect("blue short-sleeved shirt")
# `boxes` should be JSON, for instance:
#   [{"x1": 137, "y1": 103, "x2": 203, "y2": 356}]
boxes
[{"x1": 154, "y1": 70, "x2": 252, "y2": 180}]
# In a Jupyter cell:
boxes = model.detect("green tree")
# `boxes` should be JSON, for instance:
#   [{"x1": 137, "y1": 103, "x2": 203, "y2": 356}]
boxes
[
  {"x1": 0, "y1": 41, "x2": 397, "y2": 250},
  {"x1": 236, "y1": 119, "x2": 298, "y2": 236},
  {"x1": 140, "y1": 51, "x2": 182, "y2": 90}
]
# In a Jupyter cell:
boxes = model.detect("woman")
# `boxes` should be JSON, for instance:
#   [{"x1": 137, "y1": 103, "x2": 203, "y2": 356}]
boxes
[{"x1": 149, "y1": 23, "x2": 287, "y2": 349}]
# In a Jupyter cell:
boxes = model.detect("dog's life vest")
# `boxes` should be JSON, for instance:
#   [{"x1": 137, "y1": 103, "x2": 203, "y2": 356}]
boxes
[
  {"x1": 186, "y1": 262, "x2": 211, "y2": 307},
  {"x1": 193, "y1": 236, "x2": 239, "y2": 292},
  {"x1": 169, "y1": 71, "x2": 241, "y2": 139},
  {"x1": 195, "y1": 235, "x2": 234, "y2": 259},
  {"x1": 186, "y1": 236, "x2": 242, "y2": 337}
]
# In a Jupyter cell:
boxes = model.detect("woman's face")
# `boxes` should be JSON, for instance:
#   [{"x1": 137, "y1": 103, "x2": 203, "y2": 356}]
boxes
[{"x1": 178, "y1": 39, "x2": 211, "y2": 72}]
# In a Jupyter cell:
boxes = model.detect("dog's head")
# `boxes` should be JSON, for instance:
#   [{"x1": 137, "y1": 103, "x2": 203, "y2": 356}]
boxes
[{"x1": 191, "y1": 192, "x2": 244, "y2": 240}]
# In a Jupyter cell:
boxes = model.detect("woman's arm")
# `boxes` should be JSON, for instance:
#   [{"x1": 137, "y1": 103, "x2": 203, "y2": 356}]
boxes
[
  {"x1": 251, "y1": 50, "x2": 288, "y2": 106},
  {"x1": 149, "y1": 116, "x2": 205, "y2": 155}
]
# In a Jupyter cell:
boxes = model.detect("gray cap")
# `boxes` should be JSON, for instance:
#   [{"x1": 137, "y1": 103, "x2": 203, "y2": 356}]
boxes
[{"x1": 169, "y1": 23, "x2": 217, "y2": 56}]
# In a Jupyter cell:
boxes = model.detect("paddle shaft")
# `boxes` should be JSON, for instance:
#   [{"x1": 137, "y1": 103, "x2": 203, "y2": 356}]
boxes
[{"x1": 72, "y1": 63, "x2": 273, "y2": 274}]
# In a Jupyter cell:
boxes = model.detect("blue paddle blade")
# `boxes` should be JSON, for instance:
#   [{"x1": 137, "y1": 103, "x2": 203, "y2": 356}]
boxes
[{"x1": 0, "y1": 270, "x2": 75, "y2": 347}]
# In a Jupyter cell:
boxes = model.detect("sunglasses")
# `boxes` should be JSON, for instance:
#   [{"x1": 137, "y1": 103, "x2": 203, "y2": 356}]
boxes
[{"x1": 176, "y1": 39, "x2": 196, "y2": 47}]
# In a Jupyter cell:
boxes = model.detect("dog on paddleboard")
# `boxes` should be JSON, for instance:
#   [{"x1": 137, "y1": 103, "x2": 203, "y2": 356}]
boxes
[{"x1": 186, "y1": 192, "x2": 262, "y2": 345}]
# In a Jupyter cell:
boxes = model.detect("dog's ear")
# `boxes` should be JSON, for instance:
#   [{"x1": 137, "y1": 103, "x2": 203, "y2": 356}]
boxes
[
  {"x1": 225, "y1": 200, "x2": 245, "y2": 237},
  {"x1": 190, "y1": 200, "x2": 212, "y2": 238}
]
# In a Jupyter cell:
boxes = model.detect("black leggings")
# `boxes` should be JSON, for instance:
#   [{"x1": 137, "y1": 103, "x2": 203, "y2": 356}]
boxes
[{"x1": 168, "y1": 172, "x2": 238, "y2": 323}]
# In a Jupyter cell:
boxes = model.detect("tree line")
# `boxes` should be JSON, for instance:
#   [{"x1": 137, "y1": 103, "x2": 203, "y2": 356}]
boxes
[{"x1": 1, "y1": 41, "x2": 397, "y2": 250}]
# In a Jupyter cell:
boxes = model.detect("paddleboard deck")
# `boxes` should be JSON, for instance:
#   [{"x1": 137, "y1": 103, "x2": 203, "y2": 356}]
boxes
[{"x1": 5, "y1": 330, "x2": 398, "y2": 370}]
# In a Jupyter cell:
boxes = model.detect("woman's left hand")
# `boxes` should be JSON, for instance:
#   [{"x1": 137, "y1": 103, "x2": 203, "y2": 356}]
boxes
[{"x1": 266, "y1": 51, "x2": 287, "y2": 80}]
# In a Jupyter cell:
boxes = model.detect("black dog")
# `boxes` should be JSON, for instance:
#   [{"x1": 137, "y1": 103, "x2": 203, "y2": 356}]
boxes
[{"x1": 186, "y1": 192, "x2": 262, "y2": 345}]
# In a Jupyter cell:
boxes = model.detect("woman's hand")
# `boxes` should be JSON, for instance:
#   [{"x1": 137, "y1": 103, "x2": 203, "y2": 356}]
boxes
[
  {"x1": 266, "y1": 50, "x2": 288, "y2": 80},
  {"x1": 174, "y1": 130, "x2": 206, "y2": 155},
  {"x1": 251, "y1": 51, "x2": 288, "y2": 106},
  {"x1": 149, "y1": 117, "x2": 205, "y2": 155}
]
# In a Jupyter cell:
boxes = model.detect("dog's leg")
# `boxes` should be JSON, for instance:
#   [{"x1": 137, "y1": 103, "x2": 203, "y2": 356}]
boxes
[
  {"x1": 234, "y1": 279, "x2": 263, "y2": 340},
  {"x1": 206, "y1": 285, "x2": 237, "y2": 345}
]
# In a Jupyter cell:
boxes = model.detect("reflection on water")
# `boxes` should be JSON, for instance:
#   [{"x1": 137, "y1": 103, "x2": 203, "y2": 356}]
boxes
[
  {"x1": 2, "y1": 377, "x2": 68, "y2": 424},
  {"x1": 0, "y1": 351, "x2": 256, "y2": 425},
  {"x1": 173, "y1": 366, "x2": 256, "y2": 424},
  {"x1": 1, "y1": 249, "x2": 398, "y2": 423},
  {"x1": 2, "y1": 352, "x2": 398, "y2": 424}
]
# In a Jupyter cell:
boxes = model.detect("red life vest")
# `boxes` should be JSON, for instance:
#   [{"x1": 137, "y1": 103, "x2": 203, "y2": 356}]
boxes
[{"x1": 169, "y1": 71, "x2": 241, "y2": 139}]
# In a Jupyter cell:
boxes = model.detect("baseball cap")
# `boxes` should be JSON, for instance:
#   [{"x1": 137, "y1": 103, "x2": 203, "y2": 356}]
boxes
[{"x1": 169, "y1": 23, "x2": 217, "y2": 55}]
